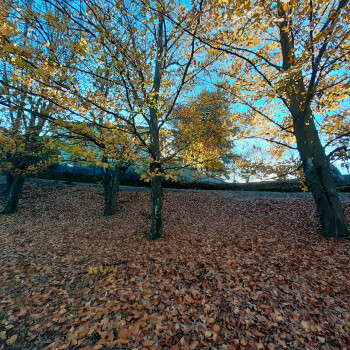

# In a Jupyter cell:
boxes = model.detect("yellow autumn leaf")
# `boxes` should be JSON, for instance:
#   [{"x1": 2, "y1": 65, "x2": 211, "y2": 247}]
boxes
[
  {"x1": 88, "y1": 267, "x2": 98, "y2": 275},
  {"x1": 204, "y1": 330, "x2": 212, "y2": 338},
  {"x1": 190, "y1": 341, "x2": 199, "y2": 349},
  {"x1": 276, "y1": 315, "x2": 283, "y2": 322}
]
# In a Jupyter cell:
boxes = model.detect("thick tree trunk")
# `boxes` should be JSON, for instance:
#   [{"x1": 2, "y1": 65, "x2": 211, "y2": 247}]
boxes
[
  {"x1": 277, "y1": 9, "x2": 349, "y2": 239},
  {"x1": 1, "y1": 175, "x2": 25, "y2": 214},
  {"x1": 149, "y1": 162, "x2": 164, "y2": 240},
  {"x1": 102, "y1": 165, "x2": 121, "y2": 216},
  {"x1": 293, "y1": 109, "x2": 349, "y2": 238},
  {"x1": 2, "y1": 173, "x2": 14, "y2": 198}
]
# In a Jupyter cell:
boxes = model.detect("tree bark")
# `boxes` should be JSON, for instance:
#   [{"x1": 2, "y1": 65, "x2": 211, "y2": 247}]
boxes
[
  {"x1": 148, "y1": 12, "x2": 165, "y2": 240},
  {"x1": 277, "y1": 7, "x2": 349, "y2": 239},
  {"x1": 2, "y1": 173, "x2": 14, "y2": 198},
  {"x1": 1, "y1": 175, "x2": 25, "y2": 214},
  {"x1": 149, "y1": 162, "x2": 164, "y2": 240},
  {"x1": 102, "y1": 165, "x2": 121, "y2": 216},
  {"x1": 293, "y1": 109, "x2": 349, "y2": 238}
]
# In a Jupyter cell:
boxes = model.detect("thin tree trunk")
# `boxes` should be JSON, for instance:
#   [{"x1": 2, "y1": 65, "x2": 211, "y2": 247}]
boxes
[
  {"x1": 148, "y1": 12, "x2": 165, "y2": 240},
  {"x1": 149, "y1": 161, "x2": 164, "y2": 240},
  {"x1": 1, "y1": 175, "x2": 25, "y2": 214},
  {"x1": 102, "y1": 165, "x2": 121, "y2": 216},
  {"x1": 293, "y1": 109, "x2": 349, "y2": 238}
]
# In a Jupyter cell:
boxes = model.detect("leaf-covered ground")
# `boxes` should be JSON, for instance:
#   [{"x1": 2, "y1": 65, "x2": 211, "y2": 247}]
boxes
[{"x1": 0, "y1": 179, "x2": 349, "y2": 350}]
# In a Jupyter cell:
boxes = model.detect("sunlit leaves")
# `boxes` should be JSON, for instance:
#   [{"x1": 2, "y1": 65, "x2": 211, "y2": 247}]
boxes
[{"x1": 170, "y1": 89, "x2": 236, "y2": 178}]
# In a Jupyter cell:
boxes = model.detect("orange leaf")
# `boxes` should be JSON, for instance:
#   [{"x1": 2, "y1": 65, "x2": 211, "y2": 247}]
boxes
[
  {"x1": 116, "y1": 338, "x2": 130, "y2": 345},
  {"x1": 240, "y1": 338, "x2": 248, "y2": 347},
  {"x1": 213, "y1": 324, "x2": 220, "y2": 332},
  {"x1": 184, "y1": 294, "x2": 195, "y2": 304},
  {"x1": 118, "y1": 329, "x2": 129, "y2": 339},
  {"x1": 144, "y1": 339, "x2": 154, "y2": 346},
  {"x1": 255, "y1": 331, "x2": 264, "y2": 338}
]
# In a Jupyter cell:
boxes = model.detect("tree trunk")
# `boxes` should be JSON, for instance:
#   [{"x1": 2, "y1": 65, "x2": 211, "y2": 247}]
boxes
[
  {"x1": 102, "y1": 165, "x2": 121, "y2": 216},
  {"x1": 149, "y1": 161, "x2": 164, "y2": 240},
  {"x1": 147, "y1": 12, "x2": 165, "y2": 240},
  {"x1": 1, "y1": 175, "x2": 25, "y2": 214},
  {"x1": 2, "y1": 173, "x2": 14, "y2": 198},
  {"x1": 277, "y1": 10, "x2": 349, "y2": 239},
  {"x1": 293, "y1": 109, "x2": 349, "y2": 238}
]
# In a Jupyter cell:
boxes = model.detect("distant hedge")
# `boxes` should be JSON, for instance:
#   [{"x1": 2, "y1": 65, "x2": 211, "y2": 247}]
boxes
[
  {"x1": 5, "y1": 167, "x2": 348, "y2": 192},
  {"x1": 28, "y1": 169, "x2": 306, "y2": 192}
]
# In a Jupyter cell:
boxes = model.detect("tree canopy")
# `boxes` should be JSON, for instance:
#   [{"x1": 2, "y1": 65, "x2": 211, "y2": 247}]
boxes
[{"x1": 0, "y1": 0, "x2": 349, "y2": 238}]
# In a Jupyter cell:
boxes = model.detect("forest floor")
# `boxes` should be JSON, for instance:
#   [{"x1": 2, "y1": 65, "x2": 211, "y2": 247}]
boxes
[{"x1": 0, "y1": 179, "x2": 349, "y2": 350}]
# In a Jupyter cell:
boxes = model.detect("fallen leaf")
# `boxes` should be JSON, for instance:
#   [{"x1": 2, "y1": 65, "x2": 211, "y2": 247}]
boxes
[
  {"x1": 118, "y1": 329, "x2": 129, "y2": 339},
  {"x1": 240, "y1": 338, "x2": 248, "y2": 347},
  {"x1": 6, "y1": 334, "x2": 18, "y2": 345},
  {"x1": 144, "y1": 339, "x2": 154, "y2": 346},
  {"x1": 190, "y1": 341, "x2": 199, "y2": 349},
  {"x1": 184, "y1": 294, "x2": 195, "y2": 304},
  {"x1": 301, "y1": 321, "x2": 309, "y2": 329},
  {"x1": 116, "y1": 338, "x2": 130, "y2": 345},
  {"x1": 1, "y1": 180, "x2": 349, "y2": 350},
  {"x1": 317, "y1": 336, "x2": 325, "y2": 343},
  {"x1": 213, "y1": 324, "x2": 220, "y2": 332}
]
